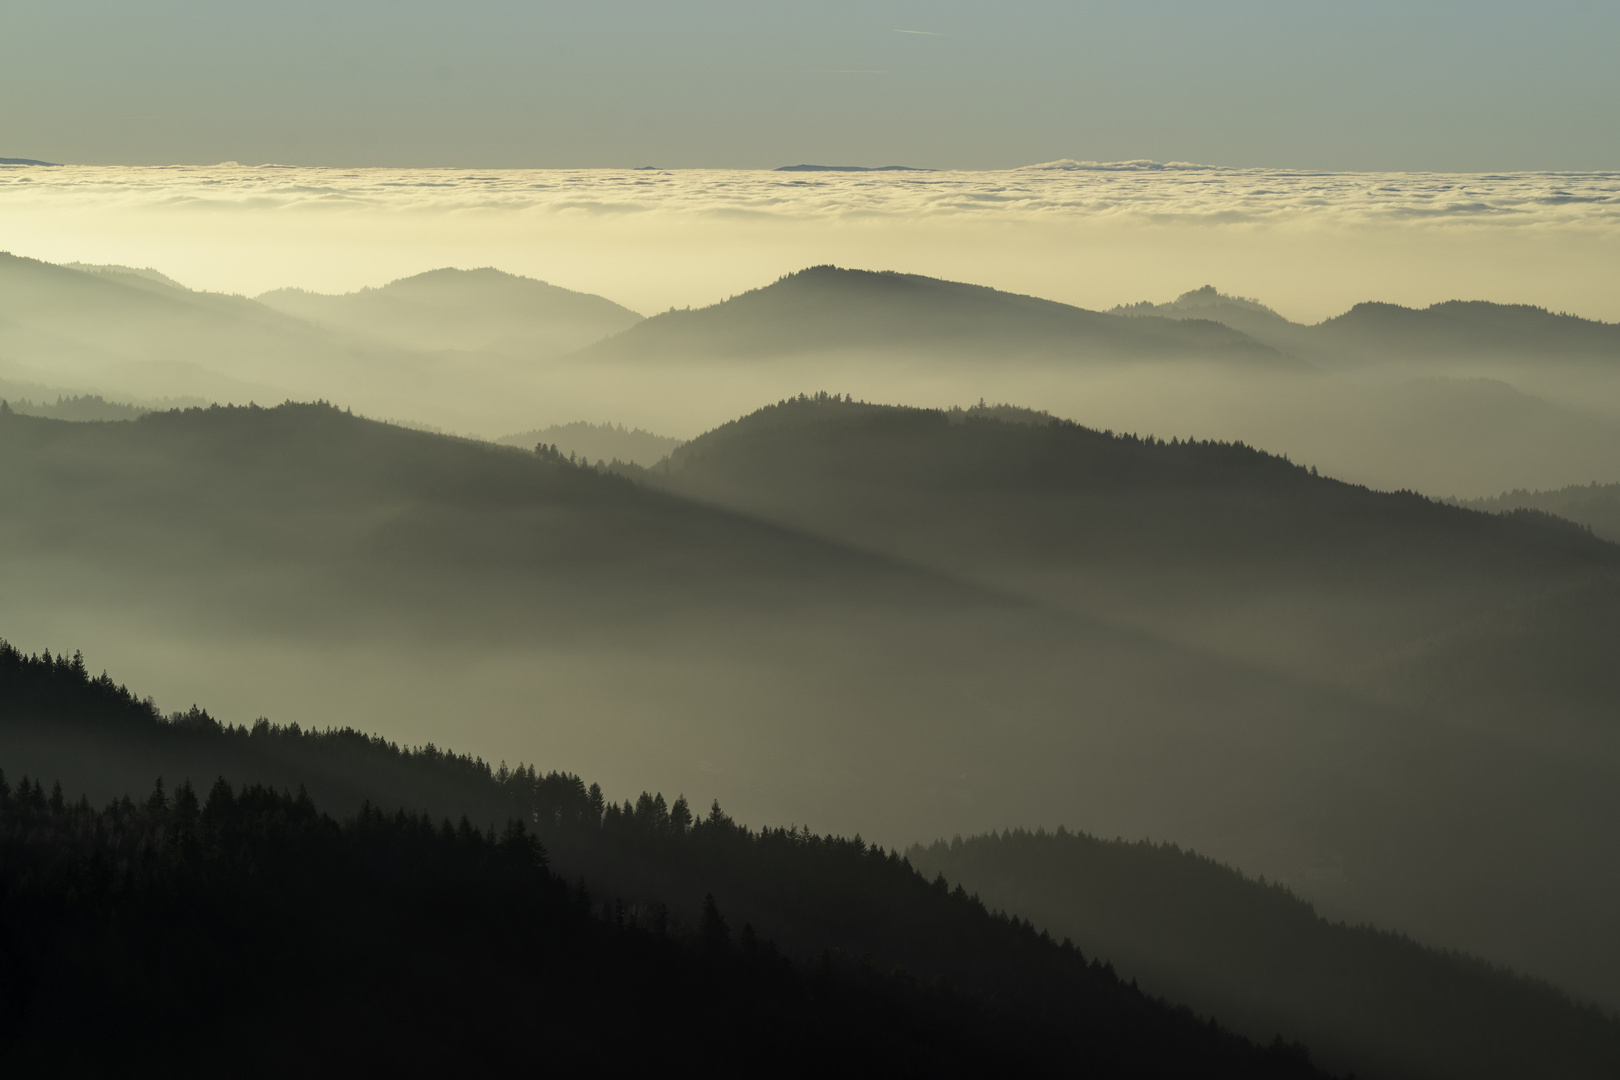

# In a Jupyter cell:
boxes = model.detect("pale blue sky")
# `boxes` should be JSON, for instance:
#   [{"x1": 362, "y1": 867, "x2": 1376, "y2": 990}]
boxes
[{"x1": 2, "y1": 1, "x2": 1615, "y2": 170}]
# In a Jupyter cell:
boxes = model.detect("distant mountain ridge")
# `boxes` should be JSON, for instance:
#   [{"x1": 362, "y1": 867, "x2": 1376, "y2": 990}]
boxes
[
  {"x1": 1118, "y1": 286, "x2": 1620, "y2": 365},
  {"x1": 774, "y1": 164, "x2": 931, "y2": 172},
  {"x1": 496, "y1": 420, "x2": 683, "y2": 467},
  {"x1": 0, "y1": 254, "x2": 647, "y2": 434},
  {"x1": 258, "y1": 266, "x2": 642, "y2": 358},
  {"x1": 581, "y1": 266, "x2": 1298, "y2": 367},
  {"x1": 1316, "y1": 300, "x2": 1620, "y2": 360}
]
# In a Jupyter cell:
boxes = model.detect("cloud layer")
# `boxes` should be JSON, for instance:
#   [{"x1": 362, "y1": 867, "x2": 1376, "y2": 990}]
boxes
[{"x1": 4, "y1": 162, "x2": 1618, "y2": 230}]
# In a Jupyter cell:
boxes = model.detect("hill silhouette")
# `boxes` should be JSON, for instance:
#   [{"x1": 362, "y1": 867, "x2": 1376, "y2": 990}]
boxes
[
  {"x1": 258, "y1": 266, "x2": 642, "y2": 359},
  {"x1": 581, "y1": 266, "x2": 1298, "y2": 367}
]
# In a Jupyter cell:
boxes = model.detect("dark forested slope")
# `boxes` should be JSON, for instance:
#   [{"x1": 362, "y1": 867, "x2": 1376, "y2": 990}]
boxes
[
  {"x1": 0, "y1": 643, "x2": 1328, "y2": 1079},
  {"x1": 581, "y1": 266, "x2": 1295, "y2": 366}
]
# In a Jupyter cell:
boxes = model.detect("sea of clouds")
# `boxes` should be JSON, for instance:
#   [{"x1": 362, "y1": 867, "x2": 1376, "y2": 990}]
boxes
[{"x1": 4, "y1": 161, "x2": 1617, "y2": 229}]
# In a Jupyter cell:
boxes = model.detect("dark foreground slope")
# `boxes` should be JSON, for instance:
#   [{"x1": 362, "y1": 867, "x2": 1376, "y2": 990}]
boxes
[
  {"x1": 0, "y1": 647, "x2": 1327, "y2": 1079},
  {"x1": 581, "y1": 266, "x2": 1295, "y2": 366},
  {"x1": 909, "y1": 829, "x2": 1620, "y2": 1080}
]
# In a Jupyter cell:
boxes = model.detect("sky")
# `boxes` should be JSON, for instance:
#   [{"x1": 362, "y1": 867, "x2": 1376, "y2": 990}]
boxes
[{"x1": 2, "y1": 1, "x2": 1618, "y2": 171}]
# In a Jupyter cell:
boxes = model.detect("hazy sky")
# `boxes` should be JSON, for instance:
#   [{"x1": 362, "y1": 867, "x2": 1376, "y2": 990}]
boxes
[{"x1": 2, "y1": 1, "x2": 1617, "y2": 171}]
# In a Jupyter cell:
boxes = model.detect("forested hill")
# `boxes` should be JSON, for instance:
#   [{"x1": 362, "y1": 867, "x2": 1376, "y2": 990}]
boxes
[
  {"x1": 655, "y1": 394, "x2": 1615, "y2": 581},
  {"x1": 579, "y1": 266, "x2": 1296, "y2": 366},
  {"x1": 910, "y1": 829, "x2": 1620, "y2": 1080},
  {"x1": 0, "y1": 642, "x2": 1329, "y2": 1078}
]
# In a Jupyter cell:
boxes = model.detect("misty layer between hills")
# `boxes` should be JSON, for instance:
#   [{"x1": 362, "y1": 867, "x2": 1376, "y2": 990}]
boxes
[{"x1": 2, "y1": 400, "x2": 1619, "y2": 1017}]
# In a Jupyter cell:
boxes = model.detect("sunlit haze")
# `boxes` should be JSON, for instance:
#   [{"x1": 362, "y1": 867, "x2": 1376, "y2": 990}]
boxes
[{"x1": 3, "y1": 162, "x2": 1618, "y2": 322}]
